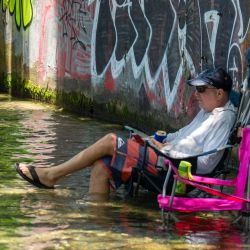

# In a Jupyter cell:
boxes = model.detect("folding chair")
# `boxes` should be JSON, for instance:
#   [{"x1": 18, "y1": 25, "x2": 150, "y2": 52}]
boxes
[
  {"x1": 125, "y1": 65, "x2": 242, "y2": 196},
  {"x1": 124, "y1": 85, "x2": 243, "y2": 198},
  {"x1": 124, "y1": 48, "x2": 249, "y2": 198},
  {"x1": 124, "y1": 130, "x2": 234, "y2": 197},
  {"x1": 158, "y1": 126, "x2": 250, "y2": 231}
]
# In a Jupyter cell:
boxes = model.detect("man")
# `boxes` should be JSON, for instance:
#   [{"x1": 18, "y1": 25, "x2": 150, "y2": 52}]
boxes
[{"x1": 15, "y1": 68, "x2": 237, "y2": 197}]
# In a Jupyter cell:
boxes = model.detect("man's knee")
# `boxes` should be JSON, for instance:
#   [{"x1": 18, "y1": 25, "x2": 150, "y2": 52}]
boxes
[
  {"x1": 103, "y1": 133, "x2": 116, "y2": 143},
  {"x1": 102, "y1": 133, "x2": 116, "y2": 154}
]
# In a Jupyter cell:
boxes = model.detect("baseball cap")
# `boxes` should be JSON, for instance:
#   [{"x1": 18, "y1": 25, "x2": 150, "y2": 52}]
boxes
[{"x1": 187, "y1": 68, "x2": 233, "y2": 92}]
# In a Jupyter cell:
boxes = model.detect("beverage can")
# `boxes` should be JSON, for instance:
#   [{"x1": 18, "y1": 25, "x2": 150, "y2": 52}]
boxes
[{"x1": 154, "y1": 130, "x2": 167, "y2": 142}]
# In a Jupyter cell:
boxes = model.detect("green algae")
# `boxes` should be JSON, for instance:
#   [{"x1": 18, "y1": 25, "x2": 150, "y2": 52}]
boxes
[
  {"x1": 1, "y1": 74, "x2": 169, "y2": 133},
  {"x1": 0, "y1": 109, "x2": 32, "y2": 185},
  {"x1": 0, "y1": 102, "x2": 34, "y2": 249}
]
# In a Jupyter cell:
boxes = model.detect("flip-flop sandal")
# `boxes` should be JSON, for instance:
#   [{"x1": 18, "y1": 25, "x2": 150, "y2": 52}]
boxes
[{"x1": 15, "y1": 163, "x2": 54, "y2": 189}]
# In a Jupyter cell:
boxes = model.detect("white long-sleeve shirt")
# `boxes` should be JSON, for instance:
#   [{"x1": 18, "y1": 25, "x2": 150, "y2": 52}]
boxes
[{"x1": 161, "y1": 101, "x2": 237, "y2": 174}]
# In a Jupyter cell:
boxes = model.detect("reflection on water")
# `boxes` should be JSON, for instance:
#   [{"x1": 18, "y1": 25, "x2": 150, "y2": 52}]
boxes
[{"x1": 0, "y1": 94, "x2": 249, "y2": 249}]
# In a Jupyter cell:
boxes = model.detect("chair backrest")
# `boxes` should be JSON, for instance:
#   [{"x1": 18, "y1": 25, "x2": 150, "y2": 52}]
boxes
[
  {"x1": 234, "y1": 127, "x2": 250, "y2": 196},
  {"x1": 233, "y1": 46, "x2": 250, "y2": 128},
  {"x1": 218, "y1": 89, "x2": 243, "y2": 169},
  {"x1": 229, "y1": 89, "x2": 242, "y2": 109}
]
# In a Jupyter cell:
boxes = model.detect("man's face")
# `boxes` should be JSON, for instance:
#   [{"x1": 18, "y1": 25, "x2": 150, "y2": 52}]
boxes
[{"x1": 195, "y1": 85, "x2": 222, "y2": 112}]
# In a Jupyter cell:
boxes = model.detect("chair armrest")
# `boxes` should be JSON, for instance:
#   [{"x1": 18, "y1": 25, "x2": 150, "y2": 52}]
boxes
[
  {"x1": 125, "y1": 125, "x2": 232, "y2": 158},
  {"x1": 146, "y1": 139, "x2": 232, "y2": 158},
  {"x1": 192, "y1": 144, "x2": 233, "y2": 157},
  {"x1": 165, "y1": 158, "x2": 235, "y2": 187},
  {"x1": 187, "y1": 174, "x2": 236, "y2": 186},
  {"x1": 124, "y1": 125, "x2": 149, "y2": 138},
  {"x1": 173, "y1": 174, "x2": 250, "y2": 203}
]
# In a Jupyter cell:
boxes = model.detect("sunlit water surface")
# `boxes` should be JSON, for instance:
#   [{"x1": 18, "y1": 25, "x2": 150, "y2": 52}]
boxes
[{"x1": 0, "y1": 94, "x2": 249, "y2": 250}]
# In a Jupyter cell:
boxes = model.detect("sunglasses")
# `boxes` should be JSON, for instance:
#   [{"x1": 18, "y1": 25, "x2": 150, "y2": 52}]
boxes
[{"x1": 195, "y1": 86, "x2": 216, "y2": 93}]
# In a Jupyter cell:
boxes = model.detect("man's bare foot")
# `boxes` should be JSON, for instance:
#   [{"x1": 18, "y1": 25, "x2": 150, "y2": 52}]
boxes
[{"x1": 15, "y1": 163, "x2": 56, "y2": 189}]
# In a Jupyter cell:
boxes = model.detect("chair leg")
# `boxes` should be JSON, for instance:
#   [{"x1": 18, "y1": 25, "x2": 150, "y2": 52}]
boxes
[
  {"x1": 133, "y1": 171, "x2": 143, "y2": 196},
  {"x1": 133, "y1": 140, "x2": 149, "y2": 196},
  {"x1": 241, "y1": 211, "x2": 250, "y2": 231},
  {"x1": 124, "y1": 178, "x2": 134, "y2": 198},
  {"x1": 161, "y1": 180, "x2": 179, "y2": 229},
  {"x1": 232, "y1": 212, "x2": 242, "y2": 225},
  {"x1": 161, "y1": 209, "x2": 167, "y2": 228},
  {"x1": 161, "y1": 209, "x2": 179, "y2": 229},
  {"x1": 232, "y1": 211, "x2": 250, "y2": 231}
]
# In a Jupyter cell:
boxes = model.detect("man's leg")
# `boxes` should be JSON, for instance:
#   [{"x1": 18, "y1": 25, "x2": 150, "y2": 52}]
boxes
[
  {"x1": 89, "y1": 162, "x2": 110, "y2": 195},
  {"x1": 18, "y1": 133, "x2": 116, "y2": 187}
]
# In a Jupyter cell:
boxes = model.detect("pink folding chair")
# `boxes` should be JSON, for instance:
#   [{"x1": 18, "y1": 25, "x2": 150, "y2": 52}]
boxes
[{"x1": 158, "y1": 126, "x2": 250, "y2": 230}]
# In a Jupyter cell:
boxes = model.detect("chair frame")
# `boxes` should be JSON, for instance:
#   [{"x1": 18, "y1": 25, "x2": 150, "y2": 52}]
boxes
[
  {"x1": 158, "y1": 127, "x2": 250, "y2": 231},
  {"x1": 124, "y1": 128, "x2": 233, "y2": 198},
  {"x1": 124, "y1": 88, "x2": 242, "y2": 198}
]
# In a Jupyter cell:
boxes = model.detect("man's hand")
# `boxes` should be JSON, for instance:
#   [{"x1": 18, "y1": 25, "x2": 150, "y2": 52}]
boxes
[{"x1": 147, "y1": 137, "x2": 165, "y2": 149}]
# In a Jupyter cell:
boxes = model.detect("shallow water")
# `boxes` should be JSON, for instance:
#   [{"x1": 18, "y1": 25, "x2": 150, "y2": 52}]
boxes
[{"x1": 0, "y1": 93, "x2": 249, "y2": 250}]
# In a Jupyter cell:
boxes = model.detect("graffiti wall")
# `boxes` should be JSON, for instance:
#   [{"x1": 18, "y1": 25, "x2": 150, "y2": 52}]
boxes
[{"x1": 1, "y1": 0, "x2": 250, "y2": 129}]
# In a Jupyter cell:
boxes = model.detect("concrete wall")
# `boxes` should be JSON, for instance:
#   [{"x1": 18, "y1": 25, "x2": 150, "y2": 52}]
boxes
[{"x1": 0, "y1": 0, "x2": 250, "y2": 132}]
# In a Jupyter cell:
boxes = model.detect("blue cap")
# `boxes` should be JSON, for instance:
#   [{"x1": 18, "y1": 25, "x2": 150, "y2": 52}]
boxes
[{"x1": 187, "y1": 68, "x2": 233, "y2": 92}]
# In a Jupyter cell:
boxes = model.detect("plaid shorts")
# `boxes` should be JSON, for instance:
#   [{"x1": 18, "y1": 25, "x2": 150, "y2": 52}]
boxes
[
  {"x1": 98, "y1": 135, "x2": 159, "y2": 190},
  {"x1": 98, "y1": 135, "x2": 198, "y2": 193}
]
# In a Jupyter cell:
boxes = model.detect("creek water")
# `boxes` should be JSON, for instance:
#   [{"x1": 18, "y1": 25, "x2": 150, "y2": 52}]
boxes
[{"x1": 0, "y1": 93, "x2": 249, "y2": 250}]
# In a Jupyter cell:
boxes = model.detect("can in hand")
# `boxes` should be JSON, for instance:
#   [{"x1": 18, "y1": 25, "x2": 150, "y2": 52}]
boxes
[{"x1": 153, "y1": 130, "x2": 167, "y2": 143}]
